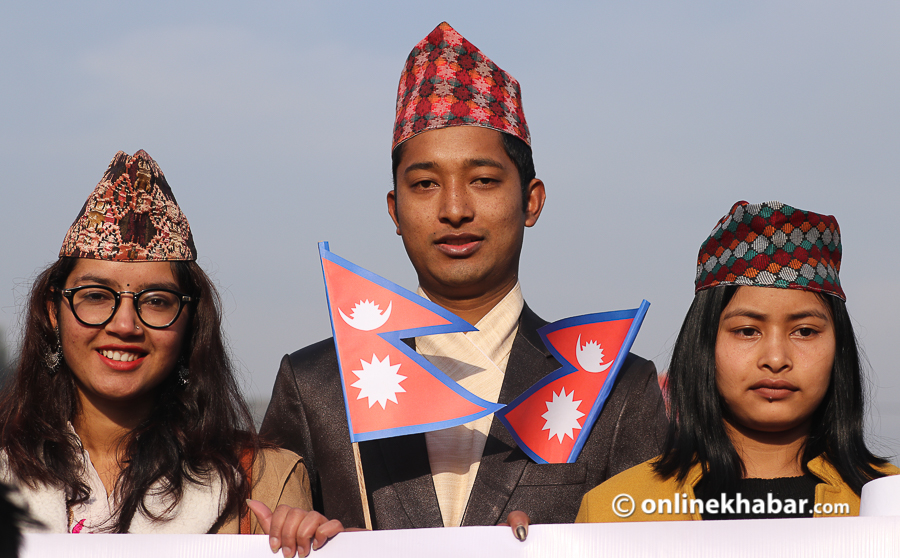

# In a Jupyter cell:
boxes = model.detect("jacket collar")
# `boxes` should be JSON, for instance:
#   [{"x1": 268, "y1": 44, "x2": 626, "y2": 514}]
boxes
[{"x1": 681, "y1": 454, "x2": 841, "y2": 490}]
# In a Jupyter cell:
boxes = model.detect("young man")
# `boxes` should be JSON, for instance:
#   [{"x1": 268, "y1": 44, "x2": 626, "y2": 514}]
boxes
[{"x1": 262, "y1": 22, "x2": 666, "y2": 531}]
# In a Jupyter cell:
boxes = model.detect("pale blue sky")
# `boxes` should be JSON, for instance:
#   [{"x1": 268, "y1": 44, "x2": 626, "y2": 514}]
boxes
[{"x1": 2, "y1": 1, "x2": 899, "y2": 461}]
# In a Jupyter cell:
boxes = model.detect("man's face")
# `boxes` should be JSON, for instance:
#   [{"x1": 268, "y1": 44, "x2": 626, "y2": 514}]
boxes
[{"x1": 387, "y1": 126, "x2": 545, "y2": 304}]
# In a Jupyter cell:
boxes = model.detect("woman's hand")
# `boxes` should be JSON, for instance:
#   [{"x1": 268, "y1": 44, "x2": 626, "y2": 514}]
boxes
[
  {"x1": 247, "y1": 499, "x2": 344, "y2": 557},
  {"x1": 502, "y1": 510, "x2": 530, "y2": 541}
]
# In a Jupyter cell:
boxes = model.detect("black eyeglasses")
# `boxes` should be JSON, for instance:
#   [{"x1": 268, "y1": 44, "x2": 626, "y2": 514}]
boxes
[{"x1": 61, "y1": 285, "x2": 196, "y2": 329}]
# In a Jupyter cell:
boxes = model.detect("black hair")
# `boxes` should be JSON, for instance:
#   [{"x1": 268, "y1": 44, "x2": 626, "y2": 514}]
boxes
[
  {"x1": 391, "y1": 129, "x2": 536, "y2": 205},
  {"x1": 654, "y1": 286, "x2": 889, "y2": 496},
  {"x1": 0, "y1": 257, "x2": 256, "y2": 532}
]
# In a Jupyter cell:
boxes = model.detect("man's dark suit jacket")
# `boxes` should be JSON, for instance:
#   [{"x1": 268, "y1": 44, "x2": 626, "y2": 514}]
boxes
[{"x1": 261, "y1": 304, "x2": 667, "y2": 529}]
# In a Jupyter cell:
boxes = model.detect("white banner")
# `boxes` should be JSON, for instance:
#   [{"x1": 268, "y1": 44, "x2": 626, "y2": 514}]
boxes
[{"x1": 22, "y1": 517, "x2": 900, "y2": 558}]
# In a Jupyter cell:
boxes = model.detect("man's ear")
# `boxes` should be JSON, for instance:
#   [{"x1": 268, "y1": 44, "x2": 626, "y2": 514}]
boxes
[
  {"x1": 524, "y1": 178, "x2": 546, "y2": 228},
  {"x1": 387, "y1": 190, "x2": 401, "y2": 235}
]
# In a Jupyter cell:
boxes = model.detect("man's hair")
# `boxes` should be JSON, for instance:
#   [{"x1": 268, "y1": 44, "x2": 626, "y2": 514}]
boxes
[
  {"x1": 391, "y1": 130, "x2": 536, "y2": 206},
  {"x1": 653, "y1": 285, "x2": 889, "y2": 496}
]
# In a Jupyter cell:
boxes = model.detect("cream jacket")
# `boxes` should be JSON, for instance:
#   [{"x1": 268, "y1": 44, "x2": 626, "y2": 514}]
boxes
[{"x1": 215, "y1": 447, "x2": 312, "y2": 534}]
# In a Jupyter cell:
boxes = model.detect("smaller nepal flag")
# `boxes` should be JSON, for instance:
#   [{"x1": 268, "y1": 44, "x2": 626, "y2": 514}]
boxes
[
  {"x1": 319, "y1": 242, "x2": 503, "y2": 442},
  {"x1": 496, "y1": 301, "x2": 650, "y2": 464}
]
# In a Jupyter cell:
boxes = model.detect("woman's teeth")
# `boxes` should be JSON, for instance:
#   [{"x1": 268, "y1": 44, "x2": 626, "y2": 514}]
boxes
[{"x1": 100, "y1": 350, "x2": 140, "y2": 362}]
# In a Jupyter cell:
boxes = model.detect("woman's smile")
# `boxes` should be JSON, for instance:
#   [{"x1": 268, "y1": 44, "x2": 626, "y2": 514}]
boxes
[{"x1": 52, "y1": 259, "x2": 189, "y2": 408}]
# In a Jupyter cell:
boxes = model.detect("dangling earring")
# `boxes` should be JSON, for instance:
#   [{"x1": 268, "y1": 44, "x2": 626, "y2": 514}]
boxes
[
  {"x1": 177, "y1": 363, "x2": 189, "y2": 387},
  {"x1": 45, "y1": 327, "x2": 62, "y2": 376}
]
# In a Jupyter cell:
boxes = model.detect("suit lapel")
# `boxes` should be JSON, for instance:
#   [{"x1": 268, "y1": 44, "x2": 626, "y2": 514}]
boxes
[
  {"x1": 365, "y1": 336, "x2": 442, "y2": 529},
  {"x1": 370, "y1": 434, "x2": 443, "y2": 528},
  {"x1": 461, "y1": 305, "x2": 559, "y2": 526}
]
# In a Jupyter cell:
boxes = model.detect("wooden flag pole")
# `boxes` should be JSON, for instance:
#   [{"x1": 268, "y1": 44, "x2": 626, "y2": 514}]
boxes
[{"x1": 352, "y1": 442, "x2": 373, "y2": 530}]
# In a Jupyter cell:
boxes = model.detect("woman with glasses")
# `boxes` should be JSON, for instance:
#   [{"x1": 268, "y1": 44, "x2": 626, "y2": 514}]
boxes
[
  {"x1": 0, "y1": 151, "x2": 340, "y2": 556},
  {"x1": 576, "y1": 201, "x2": 897, "y2": 523}
]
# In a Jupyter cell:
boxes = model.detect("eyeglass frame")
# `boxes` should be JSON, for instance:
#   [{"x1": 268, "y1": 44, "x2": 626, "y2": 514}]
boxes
[{"x1": 61, "y1": 284, "x2": 197, "y2": 329}]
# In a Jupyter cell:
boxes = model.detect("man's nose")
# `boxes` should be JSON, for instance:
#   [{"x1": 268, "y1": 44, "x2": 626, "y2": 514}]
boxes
[{"x1": 438, "y1": 182, "x2": 474, "y2": 225}]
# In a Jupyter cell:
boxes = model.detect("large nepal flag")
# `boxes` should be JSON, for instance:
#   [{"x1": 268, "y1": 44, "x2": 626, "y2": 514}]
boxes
[
  {"x1": 496, "y1": 301, "x2": 650, "y2": 464},
  {"x1": 319, "y1": 242, "x2": 503, "y2": 442}
]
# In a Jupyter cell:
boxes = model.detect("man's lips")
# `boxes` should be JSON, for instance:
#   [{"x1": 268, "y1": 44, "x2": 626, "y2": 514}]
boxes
[
  {"x1": 750, "y1": 378, "x2": 798, "y2": 400},
  {"x1": 435, "y1": 233, "x2": 483, "y2": 256}
]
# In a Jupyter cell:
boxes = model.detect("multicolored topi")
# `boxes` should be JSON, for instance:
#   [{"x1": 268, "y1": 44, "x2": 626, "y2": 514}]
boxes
[
  {"x1": 695, "y1": 200, "x2": 844, "y2": 300},
  {"x1": 59, "y1": 150, "x2": 196, "y2": 261}
]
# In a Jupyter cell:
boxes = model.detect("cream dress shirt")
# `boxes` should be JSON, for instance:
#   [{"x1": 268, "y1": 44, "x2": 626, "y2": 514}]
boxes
[{"x1": 416, "y1": 283, "x2": 523, "y2": 527}]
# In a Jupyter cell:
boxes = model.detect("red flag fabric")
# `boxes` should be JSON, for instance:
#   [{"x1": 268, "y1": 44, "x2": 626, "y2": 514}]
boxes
[
  {"x1": 497, "y1": 302, "x2": 650, "y2": 463},
  {"x1": 319, "y1": 242, "x2": 502, "y2": 442}
]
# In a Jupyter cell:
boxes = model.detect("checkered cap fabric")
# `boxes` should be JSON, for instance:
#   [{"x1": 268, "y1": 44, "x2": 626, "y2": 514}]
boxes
[
  {"x1": 392, "y1": 22, "x2": 530, "y2": 150},
  {"x1": 60, "y1": 150, "x2": 196, "y2": 261},
  {"x1": 695, "y1": 201, "x2": 844, "y2": 300}
]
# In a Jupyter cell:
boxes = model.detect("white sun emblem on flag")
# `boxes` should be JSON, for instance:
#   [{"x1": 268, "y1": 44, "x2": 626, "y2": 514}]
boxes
[
  {"x1": 541, "y1": 388, "x2": 585, "y2": 442},
  {"x1": 351, "y1": 354, "x2": 407, "y2": 409}
]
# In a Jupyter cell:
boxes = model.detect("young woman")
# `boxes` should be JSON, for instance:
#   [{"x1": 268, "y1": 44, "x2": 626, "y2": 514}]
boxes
[
  {"x1": 0, "y1": 151, "x2": 340, "y2": 556},
  {"x1": 576, "y1": 200, "x2": 897, "y2": 522}
]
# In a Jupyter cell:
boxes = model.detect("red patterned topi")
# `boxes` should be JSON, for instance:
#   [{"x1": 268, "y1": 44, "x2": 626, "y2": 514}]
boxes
[{"x1": 392, "y1": 22, "x2": 530, "y2": 150}]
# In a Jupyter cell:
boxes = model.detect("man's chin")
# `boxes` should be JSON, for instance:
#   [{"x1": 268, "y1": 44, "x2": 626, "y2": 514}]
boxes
[{"x1": 423, "y1": 273, "x2": 512, "y2": 301}]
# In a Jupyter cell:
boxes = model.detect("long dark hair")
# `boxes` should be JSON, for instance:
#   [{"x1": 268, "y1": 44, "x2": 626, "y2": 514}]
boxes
[
  {"x1": 654, "y1": 285, "x2": 889, "y2": 495},
  {"x1": 0, "y1": 257, "x2": 256, "y2": 532}
]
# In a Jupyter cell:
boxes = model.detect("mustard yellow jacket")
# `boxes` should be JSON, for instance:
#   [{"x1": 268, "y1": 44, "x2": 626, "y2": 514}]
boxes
[{"x1": 576, "y1": 455, "x2": 898, "y2": 523}]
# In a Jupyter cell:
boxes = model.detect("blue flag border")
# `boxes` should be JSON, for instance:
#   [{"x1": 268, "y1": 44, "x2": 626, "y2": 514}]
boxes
[
  {"x1": 319, "y1": 242, "x2": 504, "y2": 442},
  {"x1": 496, "y1": 301, "x2": 651, "y2": 464}
]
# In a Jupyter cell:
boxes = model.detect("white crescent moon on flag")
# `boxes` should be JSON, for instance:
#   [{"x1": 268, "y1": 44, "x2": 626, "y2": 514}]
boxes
[
  {"x1": 575, "y1": 333, "x2": 613, "y2": 373},
  {"x1": 339, "y1": 300, "x2": 392, "y2": 331}
]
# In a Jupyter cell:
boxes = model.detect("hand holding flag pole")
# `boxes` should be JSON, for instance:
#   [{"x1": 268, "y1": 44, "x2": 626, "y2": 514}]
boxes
[{"x1": 318, "y1": 242, "x2": 649, "y2": 521}]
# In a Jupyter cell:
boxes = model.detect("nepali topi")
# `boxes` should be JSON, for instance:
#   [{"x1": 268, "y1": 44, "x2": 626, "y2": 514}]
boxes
[
  {"x1": 393, "y1": 22, "x2": 530, "y2": 150},
  {"x1": 59, "y1": 150, "x2": 196, "y2": 262}
]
